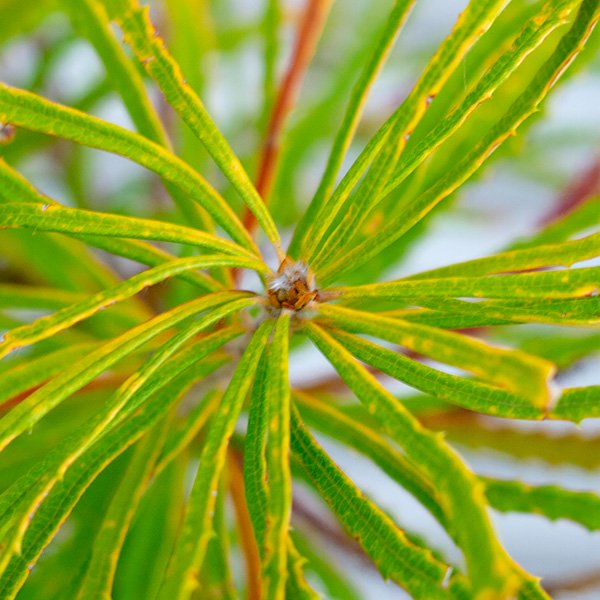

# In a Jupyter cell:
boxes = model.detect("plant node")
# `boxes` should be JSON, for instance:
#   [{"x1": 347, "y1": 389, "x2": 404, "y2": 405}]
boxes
[{"x1": 267, "y1": 257, "x2": 319, "y2": 312}]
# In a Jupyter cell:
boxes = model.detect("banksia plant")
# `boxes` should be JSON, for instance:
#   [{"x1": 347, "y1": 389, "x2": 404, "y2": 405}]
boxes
[{"x1": 1, "y1": 0, "x2": 599, "y2": 598}]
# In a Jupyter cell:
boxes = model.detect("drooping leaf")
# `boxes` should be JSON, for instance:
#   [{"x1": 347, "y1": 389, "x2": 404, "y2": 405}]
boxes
[
  {"x1": 304, "y1": 322, "x2": 535, "y2": 597},
  {"x1": 290, "y1": 403, "x2": 462, "y2": 600}
]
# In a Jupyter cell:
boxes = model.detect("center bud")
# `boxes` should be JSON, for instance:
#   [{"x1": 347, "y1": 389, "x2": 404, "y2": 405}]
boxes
[{"x1": 267, "y1": 257, "x2": 319, "y2": 311}]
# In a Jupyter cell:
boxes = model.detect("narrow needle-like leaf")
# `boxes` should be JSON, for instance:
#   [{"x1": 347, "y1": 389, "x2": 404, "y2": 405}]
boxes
[
  {"x1": 0, "y1": 292, "x2": 253, "y2": 452},
  {"x1": 329, "y1": 328, "x2": 547, "y2": 419},
  {"x1": 290, "y1": 404, "x2": 460, "y2": 599},
  {"x1": 300, "y1": 0, "x2": 509, "y2": 263},
  {"x1": 288, "y1": 0, "x2": 416, "y2": 256},
  {"x1": 0, "y1": 354, "x2": 226, "y2": 599},
  {"x1": 0, "y1": 203, "x2": 255, "y2": 258},
  {"x1": 312, "y1": 0, "x2": 579, "y2": 269},
  {"x1": 0, "y1": 311, "x2": 246, "y2": 578},
  {"x1": 408, "y1": 232, "x2": 600, "y2": 279},
  {"x1": 157, "y1": 320, "x2": 273, "y2": 600},
  {"x1": 0, "y1": 254, "x2": 265, "y2": 359},
  {"x1": 304, "y1": 322, "x2": 529, "y2": 597},
  {"x1": 63, "y1": 0, "x2": 211, "y2": 230},
  {"x1": 106, "y1": 0, "x2": 283, "y2": 254},
  {"x1": 262, "y1": 313, "x2": 292, "y2": 599},
  {"x1": 332, "y1": 266, "x2": 600, "y2": 300},
  {"x1": 318, "y1": 0, "x2": 600, "y2": 282},
  {"x1": 0, "y1": 83, "x2": 255, "y2": 251},
  {"x1": 316, "y1": 303, "x2": 555, "y2": 407}
]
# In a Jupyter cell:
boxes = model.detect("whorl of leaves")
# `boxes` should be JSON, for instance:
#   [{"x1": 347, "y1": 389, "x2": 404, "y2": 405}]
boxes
[{"x1": 0, "y1": 1, "x2": 599, "y2": 599}]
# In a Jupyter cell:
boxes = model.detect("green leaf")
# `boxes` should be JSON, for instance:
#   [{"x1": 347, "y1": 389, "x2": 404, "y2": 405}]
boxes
[
  {"x1": 61, "y1": 0, "x2": 211, "y2": 230},
  {"x1": 200, "y1": 470, "x2": 237, "y2": 600},
  {"x1": 243, "y1": 349, "x2": 271, "y2": 553},
  {"x1": 316, "y1": 303, "x2": 554, "y2": 407},
  {"x1": 0, "y1": 314, "x2": 242, "y2": 578},
  {"x1": 75, "y1": 417, "x2": 170, "y2": 600},
  {"x1": 299, "y1": 0, "x2": 509, "y2": 263},
  {"x1": 262, "y1": 313, "x2": 292, "y2": 600},
  {"x1": 510, "y1": 194, "x2": 600, "y2": 249},
  {"x1": 409, "y1": 232, "x2": 600, "y2": 279},
  {"x1": 0, "y1": 161, "x2": 221, "y2": 291},
  {"x1": 0, "y1": 342, "x2": 98, "y2": 408},
  {"x1": 431, "y1": 414, "x2": 600, "y2": 471},
  {"x1": 483, "y1": 477, "x2": 600, "y2": 532},
  {"x1": 114, "y1": 455, "x2": 187, "y2": 600},
  {"x1": 391, "y1": 296, "x2": 600, "y2": 328},
  {"x1": 0, "y1": 284, "x2": 87, "y2": 310},
  {"x1": 285, "y1": 538, "x2": 320, "y2": 600},
  {"x1": 334, "y1": 266, "x2": 600, "y2": 300},
  {"x1": 106, "y1": 0, "x2": 283, "y2": 254},
  {"x1": 155, "y1": 390, "x2": 221, "y2": 477},
  {"x1": 0, "y1": 203, "x2": 256, "y2": 258},
  {"x1": 317, "y1": 0, "x2": 600, "y2": 282},
  {"x1": 288, "y1": 0, "x2": 416, "y2": 257},
  {"x1": 295, "y1": 390, "x2": 446, "y2": 529},
  {"x1": 0, "y1": 291, "x2": 253, "y2": 452},
  {"x1": 550, "y1": 386, "x2": 600, "y2": 423},
  {"x1": 311, "y1": 0, "x2": 579, "y2": 270},
  {"x1": 63, "y1": 0, "x2": 167, "y2": 145},
  {"x1": 0, "y1": 83, "x2": 255, "y2": 251},
  {"x1": 156, "y1": 320, "x2": 273, "y2": 600},
  {"x1": 0, "y1": 356, "x2": 225, "y2": 599},
  {"x1": 519, "y1": 331, "x2": 600, "y2": 369},
  {"x1": 331, "y1": 327, "x2": 546, "y2": 418},
  {"x1": 297, "y1": 391, "x2": 600, "y2": 545},
  {"x1": 0, "y1": 254, "x2": 265, "y2": 360},
  {"x1": 0, "y1": 159, "x2": 127, "y2": 292},
  {"x1": 290, "y1": 531, "x2": 362, "y2": 600},
  {"x1": 304, "y1": 322, "x2": 528, "y2": 597},
  {"x1": 290, "y1": 404, "x2": 459, "y2": 600}
]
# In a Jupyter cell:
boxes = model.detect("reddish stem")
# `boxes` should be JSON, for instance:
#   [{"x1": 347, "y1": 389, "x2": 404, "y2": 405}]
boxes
[
  {"x1": 228, "y1": 449, "x2": 262, "y2": 600},
  {"x1": 242, "y1": 0, "x2": 332, "y2": 237},
  {"x1": 540, "y1": 154, "x2": 600, "y2": 225}
]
